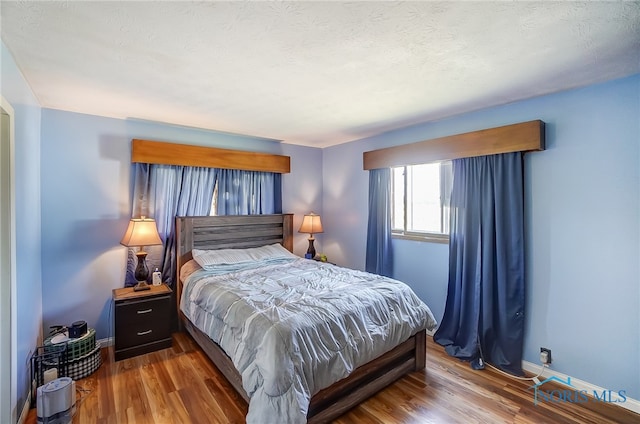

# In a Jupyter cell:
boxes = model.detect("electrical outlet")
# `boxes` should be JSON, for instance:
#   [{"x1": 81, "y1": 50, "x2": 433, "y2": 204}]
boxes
[{"x1": 540, "y1": 347, "x2": 552, "y2": 364}]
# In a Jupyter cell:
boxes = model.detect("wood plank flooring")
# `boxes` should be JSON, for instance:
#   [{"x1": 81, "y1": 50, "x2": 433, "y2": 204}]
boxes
[{"x1": 26, "y1": 333, "x2": 639, "y2": 423}]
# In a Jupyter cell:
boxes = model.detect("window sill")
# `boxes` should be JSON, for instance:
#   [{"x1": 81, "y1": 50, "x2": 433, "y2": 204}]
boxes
[{"x1": 392, "y1": 232, "x2": 449, "y2": 244}]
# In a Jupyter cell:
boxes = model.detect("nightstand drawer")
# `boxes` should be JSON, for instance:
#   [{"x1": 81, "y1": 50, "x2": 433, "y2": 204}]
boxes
[
  {"x1": 115, "y1": 319, "x2": 170, "y2": 350},
  {"x1": 116, "y1": 296, "x2": 168, "y2": 324}
]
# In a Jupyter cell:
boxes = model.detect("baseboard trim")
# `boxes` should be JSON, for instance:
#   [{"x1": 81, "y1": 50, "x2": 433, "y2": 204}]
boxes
[
  {"x1": 97, "y1": 337, "x2": 114, "y2": 347},
  {"x1": 522, "y1": 361, "x2": 640, "y2": 415},
  {"x1": 17, "y1": 390, "x2": 31, "y2": 424}
]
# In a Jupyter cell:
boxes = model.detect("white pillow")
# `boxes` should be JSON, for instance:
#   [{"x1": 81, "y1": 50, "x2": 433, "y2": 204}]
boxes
[
  {"x1": 253, "y1": 243, "x2": 298, "y2": 260},
  {"x1": 192, "y1": 243, "x2": 296, "y2": 270}
]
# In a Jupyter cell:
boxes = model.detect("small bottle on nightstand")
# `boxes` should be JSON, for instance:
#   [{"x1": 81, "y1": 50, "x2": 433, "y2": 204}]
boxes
[{"x1": 152, "y1": 268, "x2": 162, "y2": 286}]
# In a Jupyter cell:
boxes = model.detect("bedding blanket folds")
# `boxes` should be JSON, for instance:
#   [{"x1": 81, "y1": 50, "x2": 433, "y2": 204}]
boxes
[{"x1": 181, "y1": 258, "x2": 437, "y2": 423}]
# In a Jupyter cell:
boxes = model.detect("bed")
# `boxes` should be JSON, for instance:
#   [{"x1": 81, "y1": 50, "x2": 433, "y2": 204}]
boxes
[{"x1": 175, "y1": 214, "x2": 436, "y2": 423}]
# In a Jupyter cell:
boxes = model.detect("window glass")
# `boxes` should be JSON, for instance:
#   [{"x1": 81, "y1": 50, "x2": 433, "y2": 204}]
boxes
[{"x1": 392, "y1": 161, "x2": 452, "y2": 240}]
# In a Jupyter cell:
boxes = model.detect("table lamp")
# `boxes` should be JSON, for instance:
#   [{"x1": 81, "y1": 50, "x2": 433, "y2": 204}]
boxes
[
  {"x1": 120, "y1": 217, "x2": 162, "y2": 291},
  {"x1": 298, "y1": 212, "x2": 323, "y2": 259}
]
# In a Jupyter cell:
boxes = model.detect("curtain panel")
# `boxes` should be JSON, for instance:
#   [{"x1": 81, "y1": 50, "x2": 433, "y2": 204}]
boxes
[
  {"x1": 126, "y1": 164, "x2": 282, "y2": 287},
  {"x1": 434, "y1": 152, "x2": 525, "y2": 376},
  {"x1": 126, "y1": 163, "x2": 217, "y2": 287},
  {"x1": 216, "y1": 169, "x2": 282, "y2": 215},
  {"x1": 365, "y1": 168, "x2": 393, "y2": 277}
]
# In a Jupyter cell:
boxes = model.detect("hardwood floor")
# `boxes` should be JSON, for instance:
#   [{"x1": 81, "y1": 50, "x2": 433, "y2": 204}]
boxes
[{"x1": 26, "y1": 333, "x2": 639, "y2": 423}]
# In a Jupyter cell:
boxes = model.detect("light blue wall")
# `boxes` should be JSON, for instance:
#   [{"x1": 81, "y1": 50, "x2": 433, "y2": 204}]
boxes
[
  {"x1": 280, "y1": 143, "x2": 324, "y2": 256},
  {"x1": 39, "y1": 109, "x2": 323, "y2": 342},
  {"x1": 1, "y1": 41, "x2": 43, "y2": 416},
  {"x1": 322, "y1": 140, "x2": 370, "y2": 268},
  {"x1": 323, "y1": 75, "x2": 640, "y2": 400}
]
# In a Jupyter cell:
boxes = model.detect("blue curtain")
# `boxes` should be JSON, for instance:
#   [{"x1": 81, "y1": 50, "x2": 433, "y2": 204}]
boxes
[
  {"x1": 216, "y1": 169, "x2": 281, "y2": 215},
  {"x1": 126, "y1": 163, "x2": 217, "y2": 288},
  {"x1": 365, "y1": 168, "x2": 393, "y2": 277},
  {"x1": 127, "y1": 164, "x2": 282, "y2": 287},
  {"x1": 434, "y1": 152, "x2": 525, "y2": 376}
]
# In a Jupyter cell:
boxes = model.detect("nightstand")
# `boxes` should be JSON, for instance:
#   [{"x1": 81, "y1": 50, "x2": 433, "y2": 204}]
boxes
[{"x1": 112, "y1": 284, "x2": 172, "y2": 361}]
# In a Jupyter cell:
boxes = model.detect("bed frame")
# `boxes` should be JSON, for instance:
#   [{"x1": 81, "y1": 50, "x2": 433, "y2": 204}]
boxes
[{"x1": 175, "y1": 214, "x2": 427, "y2": 423}]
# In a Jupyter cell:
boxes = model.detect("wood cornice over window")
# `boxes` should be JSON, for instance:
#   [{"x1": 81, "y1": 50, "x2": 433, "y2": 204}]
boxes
[
  {"x1": 131, "y1": 139, "x2": 291, "y2": 174},
  {"x1": 363, "y1": 120, "x2": 545, "y2": 170}
]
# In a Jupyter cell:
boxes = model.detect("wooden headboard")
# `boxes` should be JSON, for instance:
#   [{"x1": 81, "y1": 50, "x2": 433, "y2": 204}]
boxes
[{"x1": 175, "y1": 214, "x2": 294, "y2": 312}]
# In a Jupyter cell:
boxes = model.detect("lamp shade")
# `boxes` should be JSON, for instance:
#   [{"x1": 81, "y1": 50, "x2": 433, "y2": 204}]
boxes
[
  {"x1": 120, "y1": 218, "x2": 162, "y2": 247},
  {"x1": 298, "y1": 213, "x2": 324, "y2": 234}
]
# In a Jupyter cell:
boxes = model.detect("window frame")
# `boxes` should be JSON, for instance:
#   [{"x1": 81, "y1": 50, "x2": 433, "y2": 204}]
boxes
[{"x1": 391, "y1": 163, "x2": 450, "y2": 244}]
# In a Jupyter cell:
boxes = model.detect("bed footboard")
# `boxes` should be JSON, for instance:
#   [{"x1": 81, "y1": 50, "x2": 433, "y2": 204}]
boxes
[{"x1": 181, "y1": 312, "x2": 426, "y2": 423}]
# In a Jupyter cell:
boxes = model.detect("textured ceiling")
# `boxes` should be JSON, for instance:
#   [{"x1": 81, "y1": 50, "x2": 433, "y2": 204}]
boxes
[{"x1": 2, "y1": 1, "x2": 639, "y2": 147}]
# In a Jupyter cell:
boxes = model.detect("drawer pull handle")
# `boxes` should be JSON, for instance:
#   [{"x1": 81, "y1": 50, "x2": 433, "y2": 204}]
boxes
[
  {"x1": 137, "y1": 330, "x2": 152, "y2": 336},
  {"x1": 137, "y1": 309, "x2": 153, "y2": 314}
]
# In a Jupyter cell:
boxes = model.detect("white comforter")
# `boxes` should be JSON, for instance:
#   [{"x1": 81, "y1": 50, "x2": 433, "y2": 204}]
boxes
[{"x1": 181, "y1": 258, "x2": 436, "y2": 423}]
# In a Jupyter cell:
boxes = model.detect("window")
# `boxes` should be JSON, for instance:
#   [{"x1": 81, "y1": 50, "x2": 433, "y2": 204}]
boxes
[
  {"x1": 391, "y1": 161, "x2": 452, "y2": 243},
  {"x1": 209, "y1": 181, "x2": 218, "y2": 216}
]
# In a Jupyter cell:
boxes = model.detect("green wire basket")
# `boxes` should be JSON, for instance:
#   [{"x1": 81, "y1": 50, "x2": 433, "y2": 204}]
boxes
[{"x1": 44, "y1": 328, "x2": 96, "y2": 361}]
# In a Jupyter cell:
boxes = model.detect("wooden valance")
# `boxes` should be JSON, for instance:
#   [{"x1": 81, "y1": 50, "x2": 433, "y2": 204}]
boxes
[
  {"x1": 131, "y1": 139, "x2": 291, "y2": 173},
  {"x1": 363, "y1": 120, "x2": 545, "y2": 170}
]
